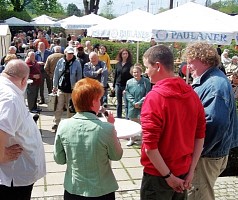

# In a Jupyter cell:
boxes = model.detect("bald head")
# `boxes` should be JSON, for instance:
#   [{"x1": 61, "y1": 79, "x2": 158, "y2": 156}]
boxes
[
  {"x1": 89, "y1": 51, "x2": 98, "y2": 59},
  {"x1": 54, "y1": 45, "x2": 61, "y2": 53},
  {"x1": 8, "y1": 46, "x2": 17, "y2": 54},
  {"x1": 3, "y1": 59, "x2": 29, "y2": 79}
]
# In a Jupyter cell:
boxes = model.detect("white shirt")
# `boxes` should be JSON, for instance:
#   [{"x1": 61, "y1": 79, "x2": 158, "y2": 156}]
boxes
[
  {"x1": 41, "y1": 51, "x2": 44, "y2": 61},
  {"x1": 0, "y1": 76, "x2": 46, "y2": 186}
]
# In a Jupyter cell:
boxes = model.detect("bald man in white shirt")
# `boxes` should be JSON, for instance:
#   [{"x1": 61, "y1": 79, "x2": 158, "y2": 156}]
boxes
[{"x1": 0, "y1": 59, "x2": 46, "y2": 200}]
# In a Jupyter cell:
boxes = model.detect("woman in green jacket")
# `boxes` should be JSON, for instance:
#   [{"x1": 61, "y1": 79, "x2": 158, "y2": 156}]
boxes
[
  {"x1": 125, "y1": 64, "x2": 151, "y2": 146},
  {"x1": 53, "y1": 77, "x2": 123, "y2": 200}
]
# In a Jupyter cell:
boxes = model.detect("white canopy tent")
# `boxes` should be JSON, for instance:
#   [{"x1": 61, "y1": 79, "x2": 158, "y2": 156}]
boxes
[
  {"x1": 30, "y1": 17, "x2": 60, "y2": 27},
  {"x1": 87, "y1": 9, "x2": 154, "y2": 42},
  {"x1": 151, "y1": 2, "x2": 234, "y2": 45},
  {"x1": 4, "y1": 17, "x2": 30, "y2": 26},
  {"x1": 32, "y1": 14, "x2": 57, "y2": 21},
  {"x1": 77, "y1": 13, "x2": 109, "y2": 27},
  {"x1": 231, "y1": 15, "x2": 238, "y2": 44},
  {"x1": 56, "y1": 15, "x2": 81, "y2": 29},
  {"x1": 0, "y1": 25, "x2": 11, "y2": 59},
  {"x1": 56, "y1": 14, "x2": 109, "y2": 29}
]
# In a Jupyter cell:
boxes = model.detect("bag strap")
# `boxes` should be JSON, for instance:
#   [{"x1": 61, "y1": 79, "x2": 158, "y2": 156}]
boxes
[{"x1": 57, "y1": 61, "x2": 73, "y2": 86}]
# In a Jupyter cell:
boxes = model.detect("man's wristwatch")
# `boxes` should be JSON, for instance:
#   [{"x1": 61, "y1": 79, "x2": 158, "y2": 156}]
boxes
[{"x1": 162, "y1": 171, "x2": 172, "y2": 179}]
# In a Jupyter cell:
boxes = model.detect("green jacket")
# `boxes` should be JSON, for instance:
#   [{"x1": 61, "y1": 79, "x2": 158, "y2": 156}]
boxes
[
  {"x1": 53, "y1": 112, "x2": 123, "y2": 197},
  {"x1": 125, "y1": 76, "x2": 151, "y2": 119}
]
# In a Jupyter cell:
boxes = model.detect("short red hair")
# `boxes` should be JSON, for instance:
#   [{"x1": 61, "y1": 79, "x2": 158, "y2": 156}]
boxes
[{"x1": 72, "y1": 78, "x2": 104, "y2": 112}]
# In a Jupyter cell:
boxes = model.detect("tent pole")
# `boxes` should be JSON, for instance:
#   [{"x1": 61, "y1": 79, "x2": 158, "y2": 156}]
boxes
[{"x1": 136, "y1": 41, "x2": 139, "y2": 63}]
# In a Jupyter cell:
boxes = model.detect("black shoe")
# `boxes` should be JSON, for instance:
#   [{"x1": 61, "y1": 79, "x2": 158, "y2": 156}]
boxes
[
  {"x1": 52, "y1": 124, "x2": 58, "y2": 130},
  {"x1": 32, "y1": 114, "x2": 39, "y2": 123},
  {"x1": 31, "y1": 108, "x2": 42, "y2": 113}
]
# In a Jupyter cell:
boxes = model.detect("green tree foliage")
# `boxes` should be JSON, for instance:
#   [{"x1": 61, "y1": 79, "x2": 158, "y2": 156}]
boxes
[
  {"x1": 0, "y1": 10, "x2": 31, "y2": 21},
  {"x1": 67, "y1": 3, "x2": 82, "y2": 16},
  {"x1": 0, "y1": 0, "x2": 9, "y2": 10},
  {"x1": 29, "y1": 0, "x2": 60, "y2": 13},
  {"x1": 83, "y1": 0, "x2": 100, "y2": 14},
  {"x1": 81, "y1": 37, "x2": 151, "y2": 65},
  {"x1": 26, "y1": 0, "x2": 65, "y2": 17},
  {"x1": 0, "y1": 0, "x2": 63, "y2": 14},
  {"x1": 9, "y1": 0, "x2": 31, "y2": 11},
  {"x1": 210, "y1": 0, "x2": 238, "y2": 14},
  {"x1": 99, "y1": 0, "x2": 115, "y2": 19}
]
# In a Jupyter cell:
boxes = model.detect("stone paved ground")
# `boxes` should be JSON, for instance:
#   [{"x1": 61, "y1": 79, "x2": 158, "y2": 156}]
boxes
[{"x1": 30, "y1": 97, "x2": 238, "y2": 200}]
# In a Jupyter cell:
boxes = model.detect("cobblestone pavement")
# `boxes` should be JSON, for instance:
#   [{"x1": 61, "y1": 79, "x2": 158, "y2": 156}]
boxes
[{"x1": 30, "y1": 100, "x2": 238, "y2": 200}]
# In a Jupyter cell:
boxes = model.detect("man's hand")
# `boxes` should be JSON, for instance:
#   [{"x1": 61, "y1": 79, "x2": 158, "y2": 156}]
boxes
[
  {"x1": 184, "y1": 171, "x2": 194, "y2": 190},
  {"x1": 166, "y1": 174, "x2": 186, "y2": 193},
  {"x1": 37, "y1": 61, "x2": 45, "y2": 65},
  {"x1": 52, "y1": 87, "x2": 58, "y2": 94},
  {"x1": 97, "y1": 68, "x2": 103, "y2": 74},
  {"x1": 33, "y1": 74, "x2": 40, "y2": 79},
  {"x1": 134, "y1": 103, "x2": 140, "y2": 108},
  {"x1": 0, "y1": 144, "x2": 23, "y2": 163}
]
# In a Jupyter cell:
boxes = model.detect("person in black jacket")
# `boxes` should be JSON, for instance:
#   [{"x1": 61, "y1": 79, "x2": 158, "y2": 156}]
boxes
[
  {"x1": 76, "y1": 44, "x2": 89, "y2": 77},
  {"x1": 113, "y1": 48, "x2": 133, "y2": 118}
]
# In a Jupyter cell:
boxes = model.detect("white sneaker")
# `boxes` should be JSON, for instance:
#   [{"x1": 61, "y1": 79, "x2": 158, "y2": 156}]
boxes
[{"x1": 127, "y1": 139, "x2": 135, "y2": 146}]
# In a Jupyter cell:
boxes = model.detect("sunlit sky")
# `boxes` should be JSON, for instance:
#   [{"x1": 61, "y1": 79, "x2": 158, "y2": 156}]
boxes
[{"x1": 58, "y1": 0, "x2": 219, "y2": 15}]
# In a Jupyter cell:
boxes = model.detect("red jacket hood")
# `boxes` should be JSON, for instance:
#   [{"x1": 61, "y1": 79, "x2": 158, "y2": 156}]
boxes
[{"x1": 152, "y1": 77, "x2": 193, "y2": 99}]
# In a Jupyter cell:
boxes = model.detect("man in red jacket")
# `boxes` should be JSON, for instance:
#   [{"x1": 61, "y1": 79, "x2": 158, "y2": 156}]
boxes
[
  {"x1": 140, "y1": 45, "x2": 206, "y2": 200},
  {"x1": 25, "y1": 51, "x2": 41, "y2": 112}
]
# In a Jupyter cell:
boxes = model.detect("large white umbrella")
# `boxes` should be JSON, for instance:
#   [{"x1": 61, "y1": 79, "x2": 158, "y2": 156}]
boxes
[
  {"x1": 88, "y1": 9, "x2": 154, "y2": 42},
  {"x1": 87, "y1": 9, "x2": 155, "y2": 62},
  {"x1": 4, "y1": 17, "x2": 30, "y2": 26},
  {"x1": 151, "y1": 2, "x2": 234, "y2": 45}
]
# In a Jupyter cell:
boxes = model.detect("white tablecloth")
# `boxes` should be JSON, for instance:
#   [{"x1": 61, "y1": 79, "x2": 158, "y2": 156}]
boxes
[{"x1": 100, "y1": 118, "x2": 141, "y2": 139}]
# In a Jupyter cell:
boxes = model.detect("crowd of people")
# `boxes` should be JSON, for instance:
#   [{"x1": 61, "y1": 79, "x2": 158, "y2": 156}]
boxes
[{"x1": 0, "y1": 27, "x2": 237, "y2": 200}]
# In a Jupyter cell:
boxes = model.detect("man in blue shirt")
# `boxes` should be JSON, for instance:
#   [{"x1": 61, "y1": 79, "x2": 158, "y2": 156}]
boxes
[
  {"x1": 35, "y1": 42, "x2": 52, "y2": 104},
  {"x1": 184, "y1": 42, "x2": 238, "y2": 200},
  {"x1": 84, "y1": 52, "x2": 108, "y2": 108}
]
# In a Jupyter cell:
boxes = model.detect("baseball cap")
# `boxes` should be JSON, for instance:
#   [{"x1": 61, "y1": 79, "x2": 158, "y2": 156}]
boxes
[
  {"x1": 77, "y1": 44, "x2": 84, "y2": 49},
  {"x1": 65, "y1": 46, "x2": 74, "y2": 54}
]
